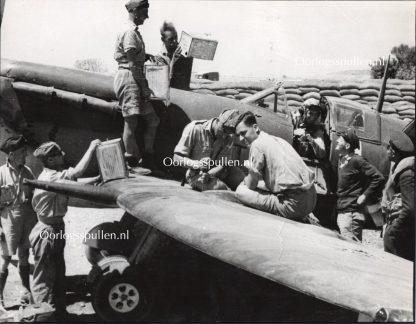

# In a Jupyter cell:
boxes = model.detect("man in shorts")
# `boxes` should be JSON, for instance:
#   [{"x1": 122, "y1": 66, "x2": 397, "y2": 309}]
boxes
[
  {"x1": 114, "y1": 0, "x2": 162, "y2": 175},
  {"x1": 0, "y1": 135, "x2": 37, "y2": 308}
]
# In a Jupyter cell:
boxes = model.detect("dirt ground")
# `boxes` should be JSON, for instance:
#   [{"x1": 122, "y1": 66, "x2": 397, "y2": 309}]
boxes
[{"x1": 2, "y1": 203, "x2": 384, "y2": 322}]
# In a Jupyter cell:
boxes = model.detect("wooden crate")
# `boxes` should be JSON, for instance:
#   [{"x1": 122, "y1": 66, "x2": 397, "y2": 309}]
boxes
[
  {"x1": 96, "y1": 138, "x2": 128, "y2": 181},
  {"x1": 179, "y1": 31, "x2": 218, "y2": 60}
]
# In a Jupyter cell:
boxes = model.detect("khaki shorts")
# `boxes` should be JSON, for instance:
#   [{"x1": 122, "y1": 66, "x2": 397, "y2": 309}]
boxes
[
  {"x1": 0, "y1": 204, "x2": 37, "y2": 256},
  {"x1": 113, "y1": 69, "x2": 154, "y2": 117}
]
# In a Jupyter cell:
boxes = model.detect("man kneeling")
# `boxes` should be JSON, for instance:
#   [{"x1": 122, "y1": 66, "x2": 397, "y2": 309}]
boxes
[
  {"x1": 173, "y1": 109, "x2": 244, "y2": 192},
  {"x1": 234, "y1": 112, "x2": 316, "y2": 220}
]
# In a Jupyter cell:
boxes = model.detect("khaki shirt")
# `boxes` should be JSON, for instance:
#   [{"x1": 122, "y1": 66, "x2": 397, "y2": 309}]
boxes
[
  {"x1": 249, "y1": 132, "x2": 314, "y2": 193},
  {"x1": 32, "y1": 167, "x2": 75, "y2": 225},
  {"x1": 114, "y1": 21, "x2": 146, "y2": 69},
  {"x1": 0, "y1": 162, "x2": 34, "y2": 208},
  {"x1": 174, "y1": 119, "x2": 235, "y2": 177}
]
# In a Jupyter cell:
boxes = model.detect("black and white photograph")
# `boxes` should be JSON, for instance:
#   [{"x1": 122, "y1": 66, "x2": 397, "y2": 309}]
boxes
[{"x1": 0, "y1": 0, "x2": 414, "y2": 322}]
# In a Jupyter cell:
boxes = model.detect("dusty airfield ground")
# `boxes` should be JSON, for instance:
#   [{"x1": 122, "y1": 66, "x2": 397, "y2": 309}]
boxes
[{"x1": 2, "y1": 202, "x2": 384, "y2": 322}]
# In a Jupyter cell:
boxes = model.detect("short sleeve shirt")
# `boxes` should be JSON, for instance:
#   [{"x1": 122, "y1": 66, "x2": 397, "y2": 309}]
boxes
[
  {"x1": 114, "y1": 22, "x2": 146, "y2": 68},
  {"x1": 31, "y1": 167, "x2": 76, "y2": 224},
  {"x1": 174, "y1": 119, "x2": 235, "y2": 166},
  {"x1": 249, "y1": 132, "x2": 314, "y2": 193},
  {"x1": 0, "y1": 162, "x2": 35, "y2": 208}
]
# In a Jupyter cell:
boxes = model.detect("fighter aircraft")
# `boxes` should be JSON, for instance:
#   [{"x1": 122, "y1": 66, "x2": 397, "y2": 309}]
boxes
[{"x1": 0, "y1": 57, "x2": 413, "y2": 321}]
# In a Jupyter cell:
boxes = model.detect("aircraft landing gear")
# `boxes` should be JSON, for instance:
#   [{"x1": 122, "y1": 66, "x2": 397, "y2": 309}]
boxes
[{"x1": 90, "y1": 266, "x2": 154, "y2": 322}]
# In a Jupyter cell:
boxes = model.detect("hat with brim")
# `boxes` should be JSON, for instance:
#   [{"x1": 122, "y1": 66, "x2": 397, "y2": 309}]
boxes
[
  {"x1": 0, "y1": 135, "x2": 27, "y2": 154},
  {"x1": 389, "y1": 131, "x2": 414, "y2": 154},
  {"x1": 33, "y1": 142, "x2": 65, "y2": 159}
]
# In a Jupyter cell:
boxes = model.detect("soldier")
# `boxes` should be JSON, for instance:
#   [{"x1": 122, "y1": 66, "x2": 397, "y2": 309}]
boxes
[
  {"x1": 29, "y1": 139, "x2": 100, "y2": 318},
  {"x1": 173, "y1": 109, "x2": 245, "y2": 192},
  {"x1": 293, "y1": 98, "x2": 328, "y2": 160},
  {"x1": 114, "y1": 0, "x2": 161, "y2": 175},
  {"x1": 0, "y1": 135, "x2": 36, "y2": 309},
  {"x1": 155, "y1": 21, "x2": 193, "y2": 90},
  {"x1": 382, "y1": 131, "x2": 414, "y2": 261},
  {"x1": 335, "y1": 129, "x2": 384, "y2": 242},
  {"x1": 234, "y1": 112, "x2": 317, "y2": 220}
]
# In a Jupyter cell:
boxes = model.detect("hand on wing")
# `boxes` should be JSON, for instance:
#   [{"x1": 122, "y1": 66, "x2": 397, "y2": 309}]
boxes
[{"x1": 198, "y1": 157, "x2": 212, "y2": 171}]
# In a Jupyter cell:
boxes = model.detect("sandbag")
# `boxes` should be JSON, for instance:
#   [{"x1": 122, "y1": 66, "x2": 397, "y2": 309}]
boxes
[
  {"x1": 303, "y1": 92, "x2": 321, "y2": 100},
  {"x1": 320, "y1": 90, "x2": 340, "y2": 97},
  {"x1": 340, "y1": 89, "x2": 360, "y2": 96},
  {"x1": 403, "y1": 118, "x2": 413, "y2": 123},
  {"x1": 398, "y1": 85, "x2": 415, "y2": 92},
  {"x1": 235, "y1": 92, "x2": 253, "y2": 100},
  {"x1": 381, "y1": 106, "x2": 397, "y2": 114},
  {"x1": 392, "y1": 101, "x2": 413, "y2": 107},
  {"x1": 287, "y1": 100, "x2": 303, "y2": 107},
  {"x1": 401, "y1": 91, "x2": 415, "y2": 97},
  {"x1": 385, "y1": 89, "x2": 402, "y2": 96},
  {"x1": 216, "y1": 89, "x2": 240, "y2": 96},
  {"x1": 342, "y1": 94, "x2": 360, "y2": 101},
  {"x1": 192, "y1": 89, "x2": 217, "y2": 95},
  {"x1": 286, "y1": 94, "x2": 303, "y2": 102},
  {"x1": 384, "y1": 95, "x2": 404, "y2": 103},
  {"x1": 299, "y1": 87, "x2": 320, "y2": 94},
  {"x1": 400, "y1": 115, "x2": 415, "y2": 120},
  {"x1": 361, "y1": 96, "x2": 378, "y2": 102},
  {"x1": 403, "y1": 96, "x2": 415, "y2": 103},
  {"x1": 285, "y1": 88, "x2": 302, "y2": 95},
  {"x1": 359, "y1": 83, "x2": 380, "y2": 91},
  {"x1": 225, "y1": 95, "x2": 236, "y2": 99},
  {"x1": 387, "y1": 113, "x2": 401, "y2": 119},
  {"x1": 359, "y1": 89, "x2": 379, "y2": 97},
  {"x1": 398, "y1": 108, "x2": 415, "y2": 116},
  {"x1": 316, "y1": 83, "x2": 339, "y2": 90}
]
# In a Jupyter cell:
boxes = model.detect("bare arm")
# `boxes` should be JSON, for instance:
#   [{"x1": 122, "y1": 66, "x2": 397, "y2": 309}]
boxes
[
  {"x1": 72, "y1": 140, "x2": 101, "y2": 179},
  {"x1": 244, "y1": 169, "x2": 260, "y2": 190}
]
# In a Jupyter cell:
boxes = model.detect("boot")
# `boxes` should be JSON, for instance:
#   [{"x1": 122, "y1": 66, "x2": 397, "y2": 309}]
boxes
[
  {"x1": 0, "y1": 269, "x2": 8, "y2": 307},
  {"x1": 18, "y1": 265, "x2": 32, "y2": 305},
  {"x1": 142, "y1": 153, "x2": 165, "y2": 177},
  {"x1": 125, "y1": 155, "x2": 151, "y2": 175}
]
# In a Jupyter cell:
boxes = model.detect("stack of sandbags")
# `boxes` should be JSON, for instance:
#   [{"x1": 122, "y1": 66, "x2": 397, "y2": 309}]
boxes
[{"x1": 189, "y1": 79, "x2": 415, "y2": 120}]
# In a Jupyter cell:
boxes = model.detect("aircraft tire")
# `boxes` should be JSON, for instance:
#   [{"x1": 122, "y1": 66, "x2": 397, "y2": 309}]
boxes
[{"x1": 91, "y1": 268, "x2": 153, "y2": 321}]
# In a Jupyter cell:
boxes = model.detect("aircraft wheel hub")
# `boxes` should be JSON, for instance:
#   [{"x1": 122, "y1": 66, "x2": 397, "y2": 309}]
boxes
[{"x1": 108, "y1": 283, "x2": 140, "y2": 313}]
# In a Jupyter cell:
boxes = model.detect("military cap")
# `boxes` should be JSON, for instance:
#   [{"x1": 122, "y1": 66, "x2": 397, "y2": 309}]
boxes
[
  {"x1": 125, "y1": 0, "x2": 149, "y2": 12},
  {"x1": 389, "y1": 131, "x2": 414, "y2": 154},
  {"x1": 303, "y1": 98, "x2": 321, "y2": 111},
  {"x1": 341, "y1": 128, "x2": 360, "y2": 150},
  {"x1": 33, "y1": 142, "x2": 64, "y2": 159},
  {"x1": 218, "y1": 109, "x2": 240, "y2": 129},
  {"x1": 0, "y1": 135, "x2": 27, "y2": 154}
]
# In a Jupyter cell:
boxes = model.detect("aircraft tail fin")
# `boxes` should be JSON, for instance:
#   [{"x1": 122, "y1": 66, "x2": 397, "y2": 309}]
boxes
[{"x1": 23, "y1": 179, "x2": 118, "y2": 204}]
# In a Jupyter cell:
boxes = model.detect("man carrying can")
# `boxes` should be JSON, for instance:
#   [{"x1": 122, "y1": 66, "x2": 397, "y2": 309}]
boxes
[
  {"x1": 29, "y1": 139, "x2": 100, "y2": 318},
  {"x1": 114, "y1": 0, "x2": 162, "y2": 175},
  {"x1": 0, "y1": 135, "x2": 36, "y2": 309}
]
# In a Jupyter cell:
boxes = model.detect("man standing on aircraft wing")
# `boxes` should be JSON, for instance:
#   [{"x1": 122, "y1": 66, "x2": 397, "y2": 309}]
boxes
[
  {"x1": 0, "y1": 136, "x2": 36, "y2": 309},
  {"x1": 114, "y1": 0, "x2": 162, "y2": 175},
  {"x1": 29, "y1": 139, "x2": 100, "y2": 319},
  {"x1": 173, "y1": 109, "x2": 245, "y2": 192},
  {"x1": 335, "y1": 129, "x2": 384, "y2": 242},
  {"x1": 234, "y1": 111, "x2": 316, "y2": 220},
  {"x1": 382, "y1": 131, "x2": 414, "y2": 261}
]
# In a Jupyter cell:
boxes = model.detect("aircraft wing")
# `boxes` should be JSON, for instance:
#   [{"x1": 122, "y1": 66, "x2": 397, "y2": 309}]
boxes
[{"x1": 25, "y1": 176, "x2": 414, "y2": 321}]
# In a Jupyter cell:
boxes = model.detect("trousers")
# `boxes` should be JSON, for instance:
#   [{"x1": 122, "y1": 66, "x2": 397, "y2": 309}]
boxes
[
  {"x1": 236, "y1": 183, "x2": 317, "y2": 220},
  {"x1": 29, "y1": 221, "x2": 66, "y2": 312}
]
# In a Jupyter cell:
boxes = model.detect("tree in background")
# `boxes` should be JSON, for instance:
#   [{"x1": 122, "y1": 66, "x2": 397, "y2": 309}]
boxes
[
  {"x1": 370, "y1": 44, "x2": 415, "y2": 80},
  {"x1": 74, "y1": 58, "x2": 108, "y2": 73}
]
